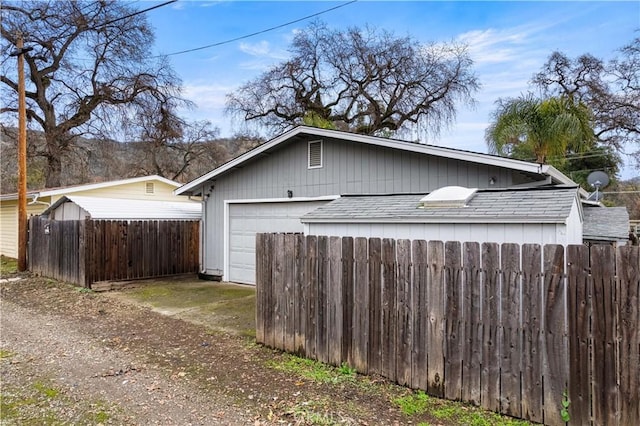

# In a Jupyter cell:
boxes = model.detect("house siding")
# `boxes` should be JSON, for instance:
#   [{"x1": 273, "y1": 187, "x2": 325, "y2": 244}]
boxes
[
  {"x1": 203, "y1": 136, "x2": 543, "y2": 275},
  {"x1": 0, "y1": 200, "x2": 48, "y2": 258},
  {"x1": 65, "y1": 181, "x2": 180, "y2": 201},
  {"x1": 304, "y1": 222, "x2": 569, "y2": 246},
  {"x1": 1, "y1": 177, "x2": 189, "y2": 259}
]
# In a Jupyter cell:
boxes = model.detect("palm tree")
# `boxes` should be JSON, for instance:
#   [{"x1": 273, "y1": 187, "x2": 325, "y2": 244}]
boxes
[{"x1": 485, "y1": 94, "x2": 595, "y2": 165}]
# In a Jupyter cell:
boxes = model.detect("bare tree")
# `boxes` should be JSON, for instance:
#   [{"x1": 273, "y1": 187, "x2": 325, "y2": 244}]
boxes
[
  {"x1": 130, "y1": 106, "x2": 221, "y2": 182},
  {"x1": 532, "y1": 36, "x2": 640, "y2": 167},
  {"x1": 1, "y1": 1, "x2": 183, "y2": 187},
  {"x1": 226, "y1": 21, "x2": 479, "y2": 137}
]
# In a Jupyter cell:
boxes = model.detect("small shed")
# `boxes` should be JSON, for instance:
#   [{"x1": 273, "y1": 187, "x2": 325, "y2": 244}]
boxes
[
  {"x1": 301, "y1": 186, "x2": 583, "y2": 246},
  {"x1": 582, "y1": 205, "x2": 630, "y2": 246},
  {"x1": 42, "y1": 195, "x2": 201, "y2": 221}
]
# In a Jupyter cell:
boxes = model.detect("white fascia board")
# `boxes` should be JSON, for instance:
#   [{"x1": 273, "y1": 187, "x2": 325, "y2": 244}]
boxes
[
  {"x1": 301, "y1": 216, "x2": 566, "y2": 225},
  {"x1": 542, "y1": 165, "x2": 586, "y2": 197},
  {"x1": 176, "y1": 126, "x2": 567, "y2": 195},
  {"x1": 36, "y1": 175, "x2": 181, "y2": 198}
]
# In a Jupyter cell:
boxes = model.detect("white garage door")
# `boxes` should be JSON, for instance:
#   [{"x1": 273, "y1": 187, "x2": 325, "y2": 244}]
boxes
[{"x1": 228, "y1": 201, "x2": 329, "y2": 285}]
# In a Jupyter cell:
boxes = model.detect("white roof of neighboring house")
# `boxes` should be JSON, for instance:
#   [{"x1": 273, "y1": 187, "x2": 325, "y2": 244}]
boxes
[
  {"x1": 43, "y1": 195, "x2": 201, "y2": 220},
  {"x1": 176, "y1": 126, "x2": 581, "y2": 196},
  {"x1": 0, "y1": 175, "x2": 180, "y2": 201},
  {"x1": 301, "y1": 186, "x2": 581, "y2": 224}
]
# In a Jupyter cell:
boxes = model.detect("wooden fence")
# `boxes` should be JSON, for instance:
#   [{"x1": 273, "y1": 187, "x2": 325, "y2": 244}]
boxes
[
  {"x1": 29, "y1": 216, "x2": 199, "y2": 288},
  {"x1": 256, "y1": 233, "x2": 640, "y2": 426}
]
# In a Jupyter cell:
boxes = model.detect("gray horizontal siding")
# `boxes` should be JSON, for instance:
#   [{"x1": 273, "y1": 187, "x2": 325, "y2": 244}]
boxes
[{"x1": 204, "y1": 136, "x2": 544, "y2": 274}]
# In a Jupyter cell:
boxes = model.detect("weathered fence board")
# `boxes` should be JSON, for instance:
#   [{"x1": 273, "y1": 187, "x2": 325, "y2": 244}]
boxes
[
  {"x1": 462, "y1": 242, "x2": 481, "y2": 405},
  {"x1": 501, "y1": 243, "x2": 521, "y2": 417},
  {"x1": 352, "y1": 237, "x2": 369, "y2": 372},
  {"x1": 481, "y1": 242, "x2": 500, "y2": 412},
  {"x1": 381, "y1": 238, "x2": 397, "y2": 382},
  {"x1": 29, "y1": 217, "x2": 199, "y2": 288},
  {"x1": 396, "y1": 239, "x2": 412, "y2": 387},
  {"x1": 444, "y1": 241, "x2": 463, "y2": 401},
  {"x1": 256, "y1": 234, "x2": 640, "y2": 426},
  {"x1": 368, "y1": 238, "x2": 382, "y2": 376},
  {"x1": 567, "y1": 244, "x2": 590, "y2": 425},
  {"x1": 341, "y1": 237, "x2": 354, "y2": 363},
  {"x1": 591, "y1": 244, "x2": 618, "y2": 426},
  {"x1": 411, "y1": 240, "x2": 429, "y2": 391},
  {"x1": 542, "y1": 245, "x2": 567, "y2": 426},
  {"x1": 617, "y1": 246, "x2": 640, "y2": 425}
]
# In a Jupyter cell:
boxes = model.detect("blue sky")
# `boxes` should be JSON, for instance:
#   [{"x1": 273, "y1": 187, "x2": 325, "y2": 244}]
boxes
[{"x1": 145, "y1": 1, "x2": 639, "y2": 179}]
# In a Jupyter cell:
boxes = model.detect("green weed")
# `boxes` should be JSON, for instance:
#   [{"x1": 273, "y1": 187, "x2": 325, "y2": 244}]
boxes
[
  {"x1": 0, "y1": 255, "x2": 18, "y2": 275},
  {"x1": 394, "y1": 390, "x2": 430, "y2": 415},
  {"x1": 33, "y1": 381, "x2": 60, "y2": 398},
  {"x1": 268, "y1": 355, "x2": 356, "y2": 385}
]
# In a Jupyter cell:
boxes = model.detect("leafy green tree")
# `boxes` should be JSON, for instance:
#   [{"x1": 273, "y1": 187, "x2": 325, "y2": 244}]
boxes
[
  {"x1": 532, "y1": 37, "x2": 639, "y2": 167},
  {"x1": 485, "y1": 94, "x2": 595, "y2": 167}
]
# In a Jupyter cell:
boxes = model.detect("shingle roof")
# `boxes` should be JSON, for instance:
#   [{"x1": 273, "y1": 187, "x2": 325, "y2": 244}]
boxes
[
  {"x1": 301, "y1": 187, "x2": 580, "y2": 224},
  {"x1": 43, "y1": 195, "x2": 201, "y2": 220},
  {"x1": 582, "y1": 206, "x2": 630, "y2": 241}
]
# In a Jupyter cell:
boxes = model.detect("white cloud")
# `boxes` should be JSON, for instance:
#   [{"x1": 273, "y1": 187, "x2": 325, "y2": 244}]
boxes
[{"x1": 239, "y1": 40, "x2": 271, "y2": 57}]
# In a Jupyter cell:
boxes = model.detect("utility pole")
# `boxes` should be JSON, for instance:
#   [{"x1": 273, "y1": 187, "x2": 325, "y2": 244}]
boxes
[{"x1": 10, "y1": 33, "x2": 31, "y2": 272}]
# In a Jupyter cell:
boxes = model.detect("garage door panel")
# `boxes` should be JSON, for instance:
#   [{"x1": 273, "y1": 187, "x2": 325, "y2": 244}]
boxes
[{"x1": 228, "y1": 200, "x2": 329, "y2": 284}]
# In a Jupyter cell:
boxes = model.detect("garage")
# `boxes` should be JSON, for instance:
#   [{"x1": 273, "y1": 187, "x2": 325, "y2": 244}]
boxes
[{"x1": 227, "y1": 200, "x2": 329, "y2": 284}]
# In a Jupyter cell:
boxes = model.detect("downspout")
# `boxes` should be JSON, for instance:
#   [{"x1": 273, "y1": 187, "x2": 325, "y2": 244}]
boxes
[{"x1": 200, "y1": 184, "x2": 206, "y2": 275}]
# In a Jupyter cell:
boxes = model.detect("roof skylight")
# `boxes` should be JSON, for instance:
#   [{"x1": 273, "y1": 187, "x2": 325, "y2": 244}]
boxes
[{"x1": 419, "y1": 186, "x2": 478, "y2": 208}]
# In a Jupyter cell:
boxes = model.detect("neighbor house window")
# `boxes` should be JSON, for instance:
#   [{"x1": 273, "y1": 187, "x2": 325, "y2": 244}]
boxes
[
  {"x1": 308, "y1": 140, "x2": 323, "y2": 169},
  {"x1": 145, "y1": 182, "x2": 155, "y2": 194}
]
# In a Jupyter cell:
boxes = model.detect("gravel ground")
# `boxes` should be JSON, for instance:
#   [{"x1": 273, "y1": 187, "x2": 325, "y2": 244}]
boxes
[
  {"x1": 0, "y1": 274, "x2": 410, "y2": 425},
  {"x1": 1, "y1": 273, "x2": 532, "y2": 426},
  {"x1": 1, "y1": 296, "x2": 252, "y2": 425}
]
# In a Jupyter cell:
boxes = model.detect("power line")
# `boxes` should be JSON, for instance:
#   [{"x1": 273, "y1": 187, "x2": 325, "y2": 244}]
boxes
[
  {"x1": 91, "y1": 0, "x2": 177, "y2": 30},
  {"x1": 156, "y1": 0, "x2": 358, "y2": 58}
]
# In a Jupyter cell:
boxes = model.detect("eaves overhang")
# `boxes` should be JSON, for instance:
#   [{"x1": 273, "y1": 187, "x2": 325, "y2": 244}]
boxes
[{"x1": 176, "y1": 126, "x2": 578, "y2": 196}]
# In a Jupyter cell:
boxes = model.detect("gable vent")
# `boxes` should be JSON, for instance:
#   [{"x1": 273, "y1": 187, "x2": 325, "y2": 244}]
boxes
[
  {"x1": 308, "y1": 140, "x2": 323, "y2": 169},
  {"x1": 145, "y1": 182, "x2": 155, "y2": 194}
]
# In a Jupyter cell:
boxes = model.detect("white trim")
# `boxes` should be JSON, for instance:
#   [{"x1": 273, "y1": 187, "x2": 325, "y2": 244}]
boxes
[
  {"x1": 222, "y1": 195, "x2": 339, "y2": 282},
  {"x1": 301, "y1": 216, "x2": 568, "y2": 225},
  {"x1": 176, "y1": 126, "x2": 577, "y2": 195},
  {"x1": 1, "y1": 175, "x2": 180, "y2": 201}
]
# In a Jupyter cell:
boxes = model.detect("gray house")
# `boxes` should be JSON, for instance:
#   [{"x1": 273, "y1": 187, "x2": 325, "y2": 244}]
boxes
[{"x1": 176, "y1": 126, "x2": 581, "y2": 284}]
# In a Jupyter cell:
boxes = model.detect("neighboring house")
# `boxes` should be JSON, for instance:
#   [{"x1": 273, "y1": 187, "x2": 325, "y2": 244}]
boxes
[
  {"x1": 176, "y1": 126, "x2": 583, "y2": 285},
  {"x1": 582, "y1": 205, "x2": 630, "y2": 246},
  {"x1": 0, "y1": 175, "x2": 193, "y2": 258},
  {"x1": 42, "y1": 195, "x2": 201, "y2": 221},
  {"x1": 301, "y1": 186, "x2": 584, "y2": 246}
]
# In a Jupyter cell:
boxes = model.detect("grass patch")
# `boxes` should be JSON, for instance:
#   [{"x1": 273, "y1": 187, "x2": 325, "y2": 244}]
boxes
[
  {"x1": 125, "y1": 281, "x2": 254, "y2": 309},
  {"x1": 1, "y1": 379, "x2": 122, "y2": 424},
  {"x1": 0, "y1": 255, "x2": 18, "y2": 275},
  {"x1": 117, "y1": 280, "x2": 257, "y2": 336},
  {"x1": 393, "y1": 389, "x2": 532, "y2": 426},
  {"x1": 33, "y1": 381, "x2": 60, "y2": 398},
  {"x1": 268, "y1": 355, "x2": 357, "y2": 385},
  {"x1": 0, "y1": 350, "x2": 15, "y2": 359},
  {"x1": 394, "y1": 390, "x2": 430, "y2": 415}
]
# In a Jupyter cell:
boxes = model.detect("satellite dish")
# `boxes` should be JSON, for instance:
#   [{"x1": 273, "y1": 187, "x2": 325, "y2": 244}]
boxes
[{"x1": 586, "y1": 171, "x2": 610, "y2": 202}]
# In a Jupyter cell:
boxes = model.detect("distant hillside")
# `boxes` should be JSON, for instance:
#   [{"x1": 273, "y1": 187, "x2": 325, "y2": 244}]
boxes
[{"x1": 0, "y1": 125, "x2": 263, "y2": 192}]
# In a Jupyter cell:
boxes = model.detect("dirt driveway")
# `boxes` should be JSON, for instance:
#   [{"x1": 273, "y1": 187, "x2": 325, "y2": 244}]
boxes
[{"x1": 1, "y1": 273, "x2": 530, "y2": 425}]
